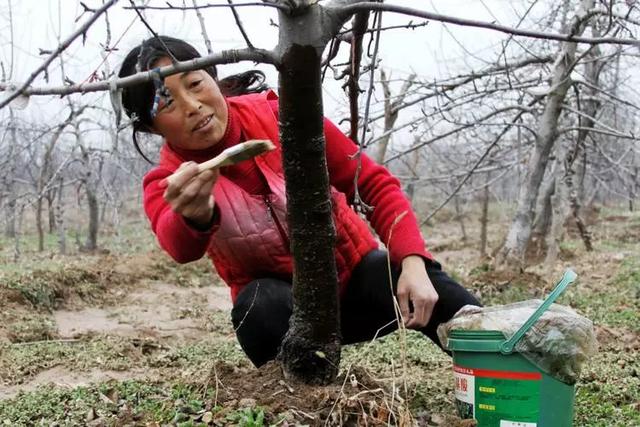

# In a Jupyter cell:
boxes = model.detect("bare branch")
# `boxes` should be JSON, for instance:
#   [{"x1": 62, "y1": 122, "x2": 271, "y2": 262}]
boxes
[
  {"x1": 192, "y1": 0, "x2": 214, "y2": 54},
  {"x1": 227, "y1": 0, "x2": 255, "y2": 49},
  {"x1": 347, "y1": 11, "x2": 369, "y2": 142},
  {"x1": 421, "y1": 106, "x2": 535, "y2": 224},
  {"x1": 0, "y1": 49, "x2": 278, "y2": 98},
  {"x1": 124, "y1": 2, "x2": 291, "y2": 12},
  {"x1": 0, "y1": 0, "x2": 119, "y2": 110},
  {"x1": 337, "y1": 2, "x2": 639, "y2": 46}
]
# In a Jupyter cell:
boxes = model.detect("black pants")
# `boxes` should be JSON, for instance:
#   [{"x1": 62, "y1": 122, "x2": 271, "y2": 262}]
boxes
[{"x1": 231, "y1": 250, "x2": 481, "y2": 367}]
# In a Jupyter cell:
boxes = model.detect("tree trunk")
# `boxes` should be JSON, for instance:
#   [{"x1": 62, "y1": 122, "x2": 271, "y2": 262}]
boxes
[
  {"x1": 496, "y1": 0, "x2": 594, "y2": 269},
  {"x1": 631, "y1": 166, "x2": 638, "y2": 212},
  {"x1": 36, "y1": 198, "x2": 45, "y2": 251},
  {"x1": 454, "y1": 195, "x2": 467, "y2": 242},
  {"x1": 56, "y1": 178, "x2": 66, "y2": 255},
  {"x1": 404, "y1": 141, "x2": 421, "y2": 206},
  {"x1": 375, "y1": 69, "x2": 415, "y2": 164},
  {"x1": 479, "y1": 172, "x2": 490, "y2": 257},
  {"x1": 533, "y1": 175, "x2": 555, "y2": 240},
  {"x1": 5, "y1": 110, "x2": 17, "y2": 238},
  {"x1": 47, "y1": 190, "x2": 56, "y2": 233},
  {"x1": 5, "y1": 198, "x2": 16, "y2": 238},
  {"x1": 544, "y1": 141, "x2": 571, "y2": 267},
  {"x1": 35, "y1": 111, "x2": 75, "y2": 251},
  {"x1": 275, "y1": 1, "x2": 353, "y2": 385},
  {"x1": 84, "y1": 180, "x2": 99, "y2": 252}
]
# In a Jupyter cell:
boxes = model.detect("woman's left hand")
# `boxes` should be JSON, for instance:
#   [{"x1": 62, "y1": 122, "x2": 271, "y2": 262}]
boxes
[{"x1": 397, "y1": 255, "x2": 439, "y2": 329}]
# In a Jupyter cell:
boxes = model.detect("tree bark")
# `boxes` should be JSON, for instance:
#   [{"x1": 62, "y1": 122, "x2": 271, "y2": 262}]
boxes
[
  {"x1": 275, "y1": 1, "x2": 354, "y2": 385},
  {"x1": 496, "y1": 0, "x2": 594, "y2": 269},
  {"x1": 544, "y1": 141, "x2": 571, "y2": 267}
]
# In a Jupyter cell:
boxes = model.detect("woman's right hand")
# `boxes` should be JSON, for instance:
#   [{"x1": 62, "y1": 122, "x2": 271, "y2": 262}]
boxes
[{"x1": 159, "y1": 161, "x2": 219, "y2": 228}]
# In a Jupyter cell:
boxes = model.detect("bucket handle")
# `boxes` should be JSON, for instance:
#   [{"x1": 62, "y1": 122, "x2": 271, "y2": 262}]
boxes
[{"x1": 500, "y1": 269, "x2": 577, "y2": 355}]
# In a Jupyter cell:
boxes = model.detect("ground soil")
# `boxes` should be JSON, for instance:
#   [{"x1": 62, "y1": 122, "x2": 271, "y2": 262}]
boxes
[{"x1": 1, "y1": 208, "x2": 638, "y2": 426}]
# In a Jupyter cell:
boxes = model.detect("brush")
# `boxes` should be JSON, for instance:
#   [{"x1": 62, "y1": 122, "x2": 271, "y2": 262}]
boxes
[
  {"x1": 196, "y1": 139, "x2": 276, "y2": 173},
  {"x1": 163, "y1": 140, "x2": 276, "y2": 188}
]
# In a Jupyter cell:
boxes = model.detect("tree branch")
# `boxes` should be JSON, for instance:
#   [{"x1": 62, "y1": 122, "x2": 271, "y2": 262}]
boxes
[
  {"x1": 228, "y1": 0, "x2": 255, "y2": 49},
  {"x1": 0, "y1": 49, "x2": 278, "y2": 98},
  {"x1": 0, "y1": 0, "x2": 119, "y2": 110},
  {"x1": 336, "y1": 2, "x2": 639, "y2": 46}
]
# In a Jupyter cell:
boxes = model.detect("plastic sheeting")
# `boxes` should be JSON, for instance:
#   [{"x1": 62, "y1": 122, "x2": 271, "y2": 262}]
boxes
[{"x1": 438, "y1": 300, "x2": 597, "y2": 384}]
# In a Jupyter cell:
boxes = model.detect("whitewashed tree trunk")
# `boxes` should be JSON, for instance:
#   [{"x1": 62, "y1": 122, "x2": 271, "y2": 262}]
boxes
[
  {"x1": 497, "y1": 0, "x2": 595, "y2": 269},
  {"x1": 544, "y1": 141, "x2": 571, "y2": 267}
]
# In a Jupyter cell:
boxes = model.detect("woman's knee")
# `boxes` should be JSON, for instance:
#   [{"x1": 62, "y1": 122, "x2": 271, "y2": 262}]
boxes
[{"x1": 231, "y1": 278, "x2": 293, "y2": 367}]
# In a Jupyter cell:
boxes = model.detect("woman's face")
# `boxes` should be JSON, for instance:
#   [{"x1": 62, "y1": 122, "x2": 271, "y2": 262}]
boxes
[{"x1": 151, "y1": 57, "x2": 228, "y2": 151}]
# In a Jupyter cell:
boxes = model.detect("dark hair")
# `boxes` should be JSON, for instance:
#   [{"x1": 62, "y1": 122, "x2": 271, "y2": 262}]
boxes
[{"x1": 118, "y1": 35, "x2": 268, "y2": 163}]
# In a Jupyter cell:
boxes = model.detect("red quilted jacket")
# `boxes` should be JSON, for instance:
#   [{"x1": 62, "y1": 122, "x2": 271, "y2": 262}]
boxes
[{"x1": 143, "y1": 91, "x2": 432, "y2": 302}]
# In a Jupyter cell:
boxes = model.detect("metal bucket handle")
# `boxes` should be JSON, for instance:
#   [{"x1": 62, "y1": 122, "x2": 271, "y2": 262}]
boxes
[{"x1": 500, "y1": 269, "x2": 578, "y2": 355}]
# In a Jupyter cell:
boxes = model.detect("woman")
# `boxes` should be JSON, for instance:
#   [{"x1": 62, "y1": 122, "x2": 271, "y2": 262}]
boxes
[{"x1": 118, "y1": 36, "x2": 480, "y2": 367}]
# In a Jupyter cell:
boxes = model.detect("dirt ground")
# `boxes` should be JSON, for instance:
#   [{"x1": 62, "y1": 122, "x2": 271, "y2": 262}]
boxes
[{"x1": 0, "y1": 207, "x2": 638, "y2": 426}]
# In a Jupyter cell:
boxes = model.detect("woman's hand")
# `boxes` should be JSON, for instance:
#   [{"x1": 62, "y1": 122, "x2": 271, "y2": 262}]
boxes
[
  {"x1": 159, "y1": 161, "x2": 219, "y2": 227},
  {"x1": 397, "y1": 255, "x2": 439, "y2": 329}
]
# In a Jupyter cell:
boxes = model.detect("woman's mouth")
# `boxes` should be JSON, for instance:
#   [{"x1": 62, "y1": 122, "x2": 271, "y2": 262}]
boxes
[{"x1": 193, "y1": 115, "x2": 213, "y2": 132}]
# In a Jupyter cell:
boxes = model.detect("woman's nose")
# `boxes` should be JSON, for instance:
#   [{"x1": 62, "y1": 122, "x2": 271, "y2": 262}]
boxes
[{"x1": 183, "y1": 95, "x2": 202, "y2": 116}]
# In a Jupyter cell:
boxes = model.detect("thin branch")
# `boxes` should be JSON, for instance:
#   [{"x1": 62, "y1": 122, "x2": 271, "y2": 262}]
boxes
[
  {"x1": 193, "y1": 0, "x2": 214, "y2": 54},
  {"x1": 559, "y1": 126, "x2": 637, "y2": 140},
  {"x1": 337, "y1": 2, "x2": 639, "y2": 45},
  {"x1": 347, "y1": 11, "x2": 369, "y2": 142},
  {"x1": 352, "y1": 9, "x2": 381, "y2": 213},
  {"x1": 0, "y1": 0, "x2": 119, "y2": 110},
  {"x1": 420, "y1": 106, "x2": 534, "y2": 225},
  {"x1": 0, "y1": 49, "x2": 278, "y2": 98},
  {"x1": 128, "y1": 0, "x2": 179, "y2": 63},
  {"x1": 575, "y1": 78, "x2": 640, "y2": 111},
  {"x1": 227, "y1": 0, "x2": 255, "y2": 49},
  {"x1": 383, "y1": 105, "x2": 532, "y2": 165},
  {"x1": 124, "y1": 2, "x2": 291, "y2": 11}
]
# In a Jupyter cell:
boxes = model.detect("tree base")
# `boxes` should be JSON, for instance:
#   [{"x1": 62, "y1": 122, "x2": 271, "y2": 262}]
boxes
[{"x1": 278, "y1": 329, "x2": 340, "y2": 386}]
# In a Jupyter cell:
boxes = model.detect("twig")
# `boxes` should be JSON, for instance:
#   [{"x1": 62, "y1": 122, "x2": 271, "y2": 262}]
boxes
[
  {"x1": 128, "y1": 0, "x2": 179, "y2": 63},
  {"x1": 233, "y1": 282, "x2": 260, "y2": 332},
  {"x1": 10, "y1": 338, "x2": 81, "y2": 346},
  {"x1": 192, "y1": 0, "x2": 214, "y2": 54},
  {"x1": 0, "y1": 0, "x2": 119, "y2": 110},
  {"x1": 227, "y1": 0, "x2": 255, "y2": 49},
  {"x1": 420, "y1": 104, "x2": 535, "y2": 225}
]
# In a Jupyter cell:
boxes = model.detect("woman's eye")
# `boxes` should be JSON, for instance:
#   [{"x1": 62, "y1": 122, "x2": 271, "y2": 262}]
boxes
[
  {"x1": 190, "y1": 80, "x2": 202, "y2": 89},
  {"x1": 159, "y1": 94, "x2": 173, "y2": 111}
]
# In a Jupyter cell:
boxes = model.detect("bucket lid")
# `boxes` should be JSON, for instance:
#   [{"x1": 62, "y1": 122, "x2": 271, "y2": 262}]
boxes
[
  {"x1": 446, "y1": 270, "x2": 578, "y2": 354},
  {"x1": 448, "y1": 330, "x2": 506, "y2": 352}
]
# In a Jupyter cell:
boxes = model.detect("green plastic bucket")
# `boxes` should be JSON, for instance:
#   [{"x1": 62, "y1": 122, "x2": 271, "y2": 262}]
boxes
[{"x1": 446, "y1": 270, "x2": 578, "y2": 427}]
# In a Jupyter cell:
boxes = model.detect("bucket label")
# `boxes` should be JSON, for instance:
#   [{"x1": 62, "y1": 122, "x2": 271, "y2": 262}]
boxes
[{"x1": 454, "y1": 365, "x2": 541, "y2": 426}]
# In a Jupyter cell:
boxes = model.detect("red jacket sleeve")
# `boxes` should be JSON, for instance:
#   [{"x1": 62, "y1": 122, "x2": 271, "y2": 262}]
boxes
[
  {"x1": 142, "y1": 167, "x2": 216, "y2": 263},
  {"x1": 323, "y1": 118, "x2": 432, "y2": 265},
  {"x1": 267, "y1": 98, "x2": 431, "y2": 265}
]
